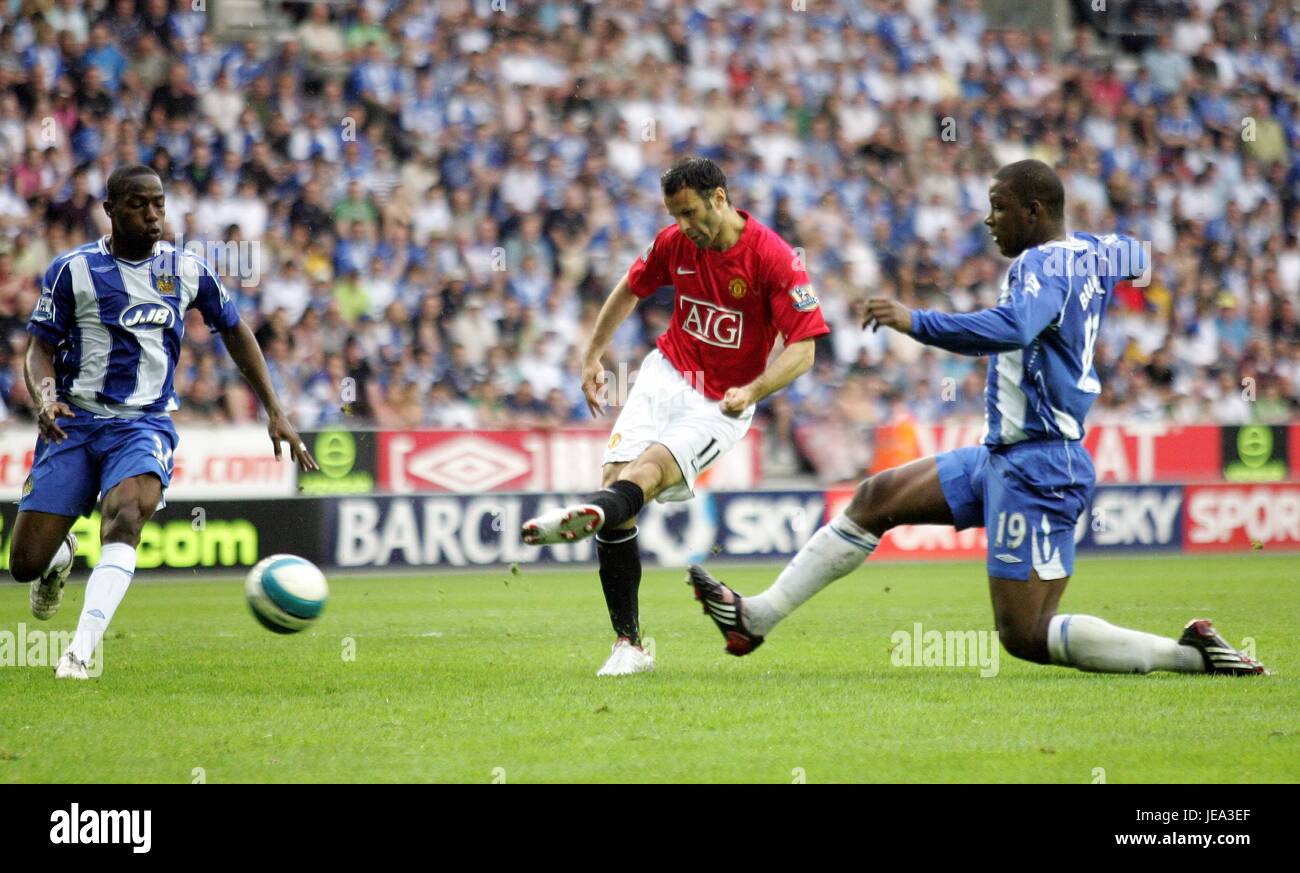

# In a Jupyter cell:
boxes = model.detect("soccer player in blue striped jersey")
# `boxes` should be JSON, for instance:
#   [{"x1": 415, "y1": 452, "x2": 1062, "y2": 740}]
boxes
[
  {"x1": 11, "y1": 164, "x2": 319, "y2": 679},
  {"x1": 688, "y1": 160, "x2": 1266, "y2": 676}
]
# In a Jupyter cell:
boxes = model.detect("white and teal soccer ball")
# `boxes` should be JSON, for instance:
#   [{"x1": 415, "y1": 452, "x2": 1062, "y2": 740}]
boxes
[{"x1": 245, "y1": 554, "x2": 328, "y2": 634}]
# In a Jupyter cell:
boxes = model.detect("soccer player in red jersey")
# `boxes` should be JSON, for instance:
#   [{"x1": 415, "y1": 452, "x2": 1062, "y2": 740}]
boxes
[{"x1": 521, "y1": 157, "x2": 829, "y2": 676}]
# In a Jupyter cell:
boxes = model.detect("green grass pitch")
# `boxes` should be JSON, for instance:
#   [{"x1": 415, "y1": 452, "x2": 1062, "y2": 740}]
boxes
[{"x1": 1, "y1": 554, "x2": 1296, "y2": 783}]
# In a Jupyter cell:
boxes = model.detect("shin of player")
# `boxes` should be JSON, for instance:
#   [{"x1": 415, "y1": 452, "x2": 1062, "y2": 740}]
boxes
[{"x1": 66, "y1": 477, "x2": 159, "y2": 671}]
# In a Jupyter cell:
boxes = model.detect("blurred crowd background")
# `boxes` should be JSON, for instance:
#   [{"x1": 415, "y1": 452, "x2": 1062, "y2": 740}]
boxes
[{"x1": 0, "y1": 0, "x2": 1297, "y2": 482}]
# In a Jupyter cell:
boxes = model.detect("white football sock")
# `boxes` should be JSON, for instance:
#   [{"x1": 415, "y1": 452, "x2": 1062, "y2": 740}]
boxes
[
  {"x1": 44, "y1": 538, "x2": 72, "y2": 576},
  {"x1": 743, "y1": 514, "x2": 878, "y2": 637},
  {"x1": 68, "y1": 543, "x2": 137, "y2": 665},
  {"x1": 1047, "y1": 614, "x2": 1206, "y2": 674}
]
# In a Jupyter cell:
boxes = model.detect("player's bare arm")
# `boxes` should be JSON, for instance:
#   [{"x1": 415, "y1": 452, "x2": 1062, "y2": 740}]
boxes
[
  {"x1": 24, "y1": 335, "x2": 72, "y2": 444},
  {"x1": 219, "y1": 320, "x2": 319, "y2": 472},
  {"x1": 580, "y1": 274, "x2": 639, "y2": 418},
  {"x1": 719, "y1": 337, "x2": 815, "y2": 417}
]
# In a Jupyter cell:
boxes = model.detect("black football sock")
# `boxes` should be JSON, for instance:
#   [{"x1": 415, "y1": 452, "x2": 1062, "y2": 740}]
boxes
[
  {"x1": 596, "y1": 526, "x2": 642, "y2": 644},
  {"x1": 583, "y1": 479, "x2": 645, "y2": 530}
]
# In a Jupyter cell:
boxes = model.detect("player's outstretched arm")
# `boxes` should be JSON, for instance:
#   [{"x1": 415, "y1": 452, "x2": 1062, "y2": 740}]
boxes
[
  {"x1": 719, "y1": 337, "x2": 815, "y2": 417},
  {"x1": 219, "y1": 320, "x2": 319, "y2": 471},
  {"x1": 580, "y1": 274, "x2": 640, "y2": 417},
  {"x1": 864, "y1": 292, "x2": 1059, "y2": 356},
  {"x1": 24, "y1": 335, "x2": 73, "y2": 444}
]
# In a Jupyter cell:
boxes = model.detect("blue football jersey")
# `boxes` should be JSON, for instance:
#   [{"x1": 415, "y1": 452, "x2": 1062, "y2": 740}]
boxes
[
  {"x1": 910, "y1": 232, "x2": 1146, "y2": 447},
  {"x1": 26, "y1": 236, "x2": 241, "y2": 418}
]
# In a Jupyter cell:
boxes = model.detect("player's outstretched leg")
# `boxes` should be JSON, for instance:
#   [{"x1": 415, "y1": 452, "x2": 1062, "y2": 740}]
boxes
[
  {"x1": 687, "y1": 564, "x2": 764, "y2": 655},
  {"x1": 991, "y1": 574, "x2": 1269, "y2": 675},
  {"x1": 9, "y1": 511, "x2": 78, "y2": 620},
  {"x1": 60, "y1": 473, "x2": 161, "y2": 679},
  {"x1": 521, "y1": 480, "x2": 645, "y2": 546},
  {"x1": 1176, "y1": 619, "x2": 1268, "y2": 675},
  {"x1": 1041, "y1": 610, "x2": 1267, "y2": 675},
  {"x1": 521, "y1": 445, "x2": 679, "y2": 548},
  {"x1": 688, "y1": 457, "x2": 953, "y2": 654}
]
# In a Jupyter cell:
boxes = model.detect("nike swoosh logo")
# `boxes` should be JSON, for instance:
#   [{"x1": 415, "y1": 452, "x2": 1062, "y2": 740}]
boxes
[
  {"x1": 676, "y1": 267, "x2": 695, "y2": 275},
  {"x1": 92, "y1": 265, "x2": 117, "y2": 273}
]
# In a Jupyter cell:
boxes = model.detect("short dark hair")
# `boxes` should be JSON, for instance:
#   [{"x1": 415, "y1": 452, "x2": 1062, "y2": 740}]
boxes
[
  {"x1": 106, "y1": 164, "x2": 161, "y2": 202},
  {"x1": 993, "y1": 159, "x2": 1065, "y2": 220},
  {"x1": 660, "y1": 156, "x2": 729, "y2": 204}
]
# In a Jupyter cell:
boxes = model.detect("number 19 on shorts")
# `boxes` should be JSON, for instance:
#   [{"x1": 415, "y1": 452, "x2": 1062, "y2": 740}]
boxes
[{"x1": 993, "y1": 511, "x2": 1026, "y2": 549}]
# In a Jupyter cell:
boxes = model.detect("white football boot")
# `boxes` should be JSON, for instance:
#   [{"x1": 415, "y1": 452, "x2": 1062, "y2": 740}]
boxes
[
  {"x1": 521, "y1": 504, "x2": 604, "y2": 546},
  {"x1": 30, "y1": 532, "x2": 77, "y2": 621},
  {"x1": 55, "y1": 651, "x2": 89, "y2": 680},
  {"x1": 596, "y1": 637, "x2": 655, "y2": 677}
]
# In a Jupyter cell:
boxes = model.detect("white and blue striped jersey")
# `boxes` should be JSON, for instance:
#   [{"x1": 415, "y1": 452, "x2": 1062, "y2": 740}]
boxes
[
  {"x1": 910, "y1": 232, "x2": 1146, "y2": 447},
  {"x1": 26, "y1": 236, "x2": 241, "y2": 418}
]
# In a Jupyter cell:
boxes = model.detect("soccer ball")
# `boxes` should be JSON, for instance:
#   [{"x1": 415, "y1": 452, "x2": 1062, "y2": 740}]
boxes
[{"x1": 245, "y1": 554, "x2": 328, "y2": 634}]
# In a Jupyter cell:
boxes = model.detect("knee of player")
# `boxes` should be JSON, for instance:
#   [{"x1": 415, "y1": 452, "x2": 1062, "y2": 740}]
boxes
[
  {"x1": 101, "y1": 504, "x2": 147, "y2": 543},
  {"x1": 9, "y1": 551, "x2": 42, "y2": 583},
  {"x1": 846, "y1": 474, "x2": 887, "y2": 532},
  {"x1": 996, "y1": 624, "x2": 1050, "y2": 664},
  {"x1": 617, "y1": 462, "x2": 662, "y2": 498}
]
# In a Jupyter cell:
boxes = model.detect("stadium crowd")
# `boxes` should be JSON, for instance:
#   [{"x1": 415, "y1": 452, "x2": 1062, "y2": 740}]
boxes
[{"x1": 0, "y1": 0, "x2": 1297, "y2": 481}]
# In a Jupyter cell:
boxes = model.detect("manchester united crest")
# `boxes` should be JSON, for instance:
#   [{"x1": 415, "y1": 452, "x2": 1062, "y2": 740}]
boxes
[{"x1": 729, "y1": 278, "x2": 747, "y2": 299}]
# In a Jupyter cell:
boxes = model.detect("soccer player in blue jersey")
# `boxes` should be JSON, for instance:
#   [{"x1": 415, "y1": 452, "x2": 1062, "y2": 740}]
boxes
[
  {"x1": 10, "y1": 165, "x2": 318, "y2": 679},
  {"x1": 689, "y1": 160, "x2": 1266, "y2": 676}
]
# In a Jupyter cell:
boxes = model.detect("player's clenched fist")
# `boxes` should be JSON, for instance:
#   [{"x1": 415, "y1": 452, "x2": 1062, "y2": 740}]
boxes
[
  {"x1": 718, "y1": 385, "x2": 754, "y2": 418},
  {"x1": 581, "y1": 357, "x2": 608, "y2": 418},
  {"x1": 863, "y1": 298, "x2": 914, "y2": 334}
]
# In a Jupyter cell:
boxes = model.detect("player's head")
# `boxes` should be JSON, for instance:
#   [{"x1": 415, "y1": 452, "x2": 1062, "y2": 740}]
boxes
[
  {"x1": 985, "y1": 159, "x2": 1065, "y2": 257},
  {"x1": 104, "y1": 164, "x2": 165, "y2": 250},
  {"x1": 661, "y1": 156, "x2": 731, "y2": 249}
]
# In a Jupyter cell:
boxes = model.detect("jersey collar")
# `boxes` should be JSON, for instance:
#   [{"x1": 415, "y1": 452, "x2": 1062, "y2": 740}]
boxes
[{"x1": 99, "y1": 235, "x2": 164, "y2": 265}]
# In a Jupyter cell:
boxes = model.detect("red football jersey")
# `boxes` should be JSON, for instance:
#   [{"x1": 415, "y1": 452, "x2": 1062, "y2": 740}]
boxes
[{"x1": 625, "y1": 210, "x2": 830, "y2": 400}]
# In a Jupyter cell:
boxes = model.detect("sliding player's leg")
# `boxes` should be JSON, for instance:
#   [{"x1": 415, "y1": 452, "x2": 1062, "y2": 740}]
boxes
[
  {"x1": 983, "y1": 441, "x2": 1265, "y2": 675},
  {"x1": 994, "y1": 570, "x2": 1262, "y2": 674},
  {"x1": 690, "y1": 451, "x2": 966, "y2": 655},
  {"x1": 988, "y1": 571, "x2": 1068, "y2": 664}
]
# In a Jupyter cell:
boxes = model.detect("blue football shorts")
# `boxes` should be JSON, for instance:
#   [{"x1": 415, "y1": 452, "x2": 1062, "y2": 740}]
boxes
[
  {"x1": 935, "y1": 440, "x2": 1094, "y2": 581},
  {"x1": 18, "y1": 407, "x2": 177, "y2": 518}
]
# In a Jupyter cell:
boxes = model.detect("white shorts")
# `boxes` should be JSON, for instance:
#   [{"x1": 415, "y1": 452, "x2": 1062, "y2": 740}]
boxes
[{"x1": 602, "y1": 349, "x2": 754, "y2": 503}]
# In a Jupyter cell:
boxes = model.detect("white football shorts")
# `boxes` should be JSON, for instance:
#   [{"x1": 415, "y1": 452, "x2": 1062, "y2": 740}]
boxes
[{"x1": 601, "y1": 349, "x2": 754, "y2": 503}]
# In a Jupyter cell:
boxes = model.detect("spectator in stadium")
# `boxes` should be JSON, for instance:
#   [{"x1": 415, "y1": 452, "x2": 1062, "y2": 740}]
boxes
[{"x1": 0, "y1": 0, "x2": 1294, "y2": 490}]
